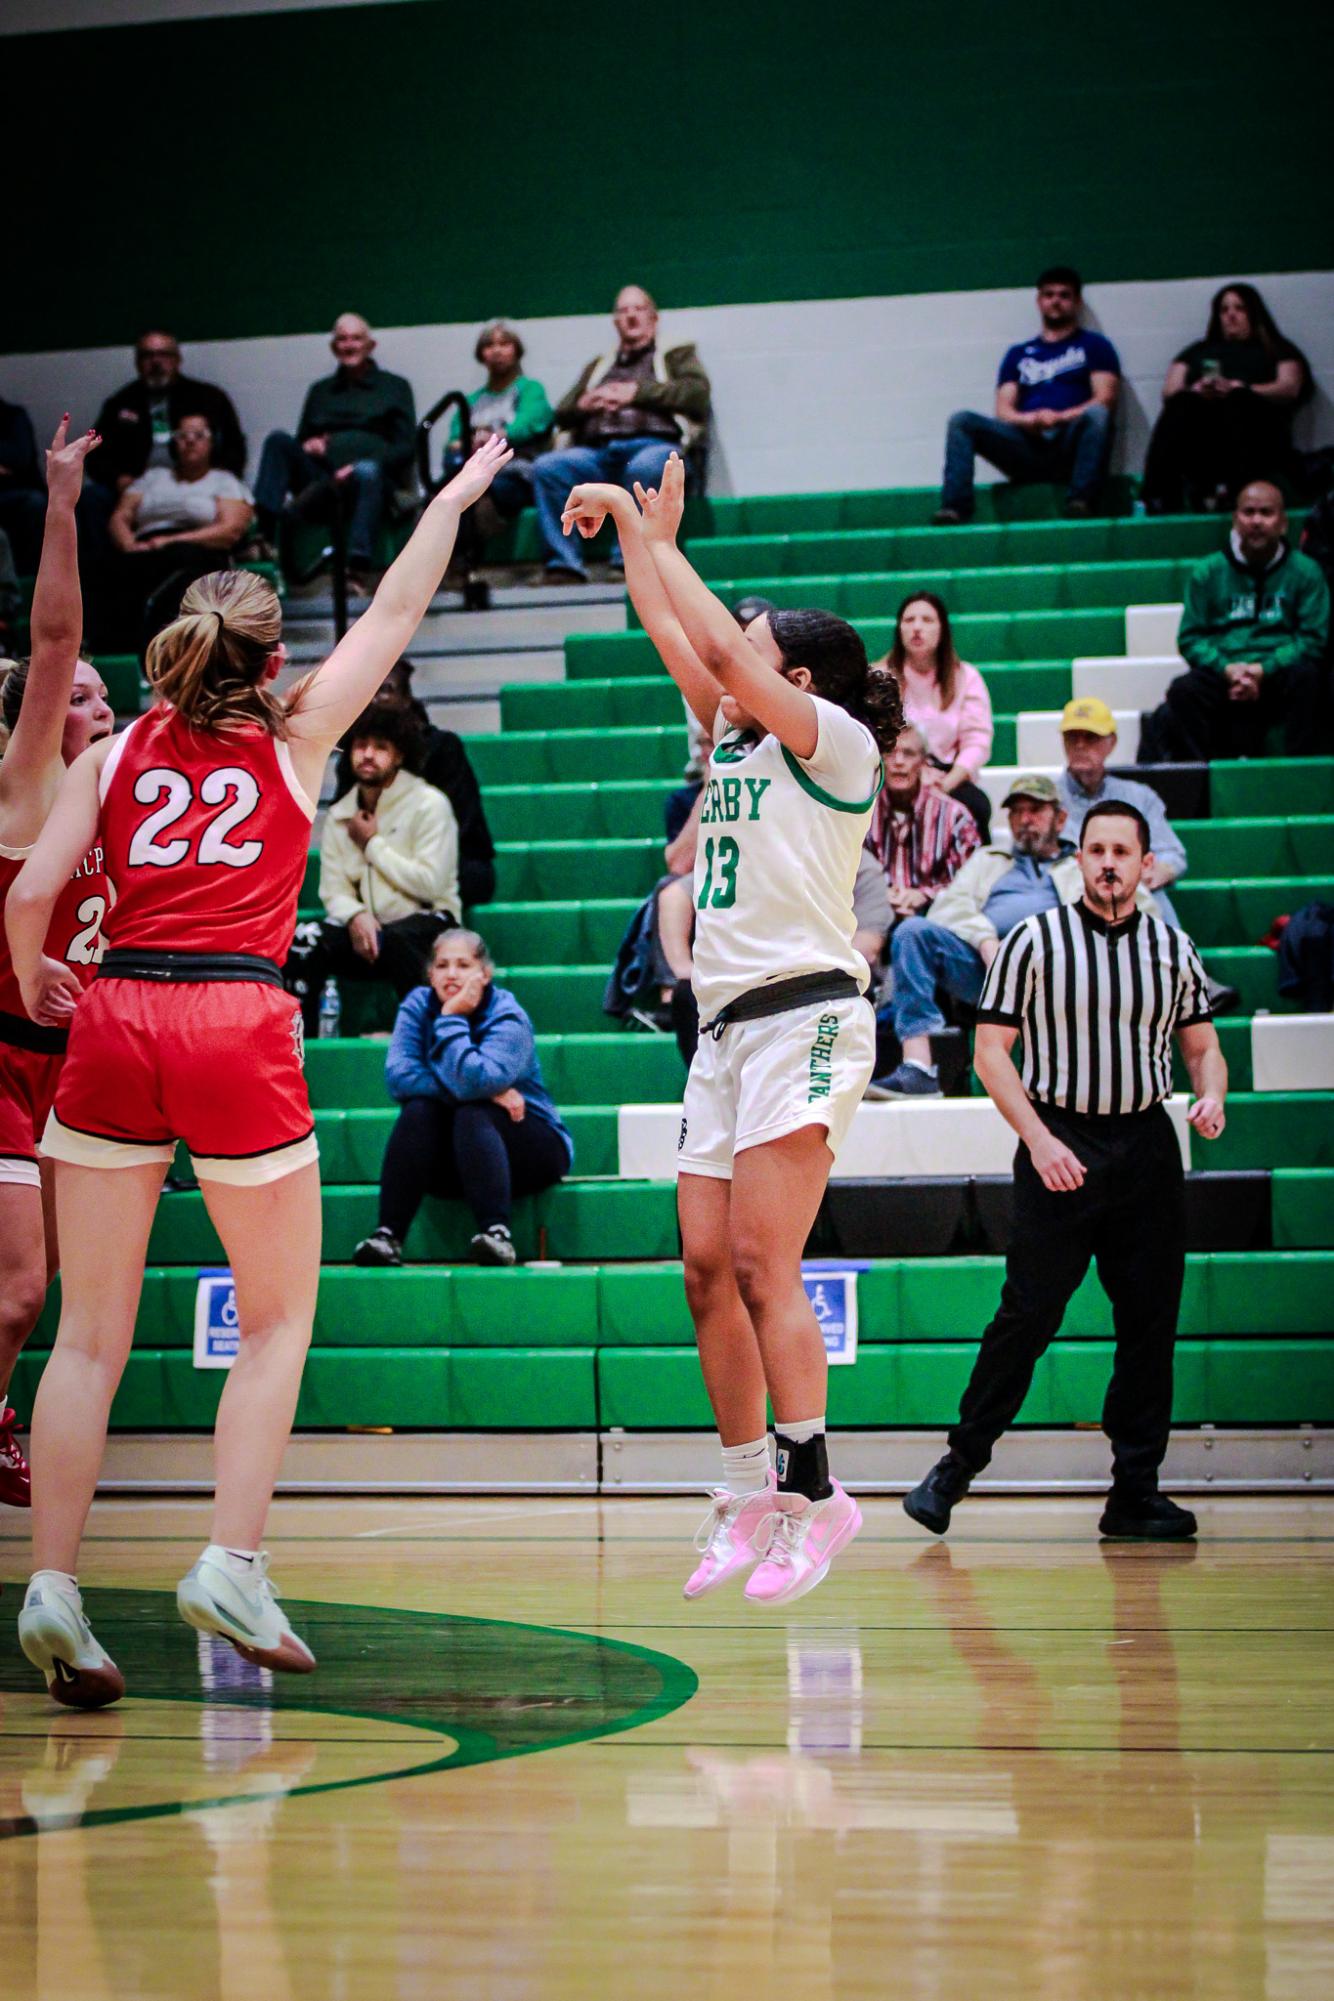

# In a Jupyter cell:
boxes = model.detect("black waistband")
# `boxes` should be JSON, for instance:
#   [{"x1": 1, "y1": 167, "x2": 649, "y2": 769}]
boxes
[
  {"x1": 0, "y1": 1007, "x2": 68, "y2": 1055},
  {"x1": 99, "y1": 949, "x2": 285, "y2": 989},
  {"x1": 702, "y1": 970, "x2": 862, "y2": 1039}
]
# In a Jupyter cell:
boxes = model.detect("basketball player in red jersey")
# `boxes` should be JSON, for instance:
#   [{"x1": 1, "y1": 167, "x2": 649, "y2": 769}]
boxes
[
  {"x1": 8, "y1": 433, "x2": 513, "y2": 1707},
  {"x1": 0, "y1": 419, "x2": 111, "y2": 1511}
]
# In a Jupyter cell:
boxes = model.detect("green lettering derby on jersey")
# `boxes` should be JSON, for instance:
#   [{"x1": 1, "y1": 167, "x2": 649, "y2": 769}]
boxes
[{"x1": 690, "y1": 696, "x2": 883, "y2": 1023}]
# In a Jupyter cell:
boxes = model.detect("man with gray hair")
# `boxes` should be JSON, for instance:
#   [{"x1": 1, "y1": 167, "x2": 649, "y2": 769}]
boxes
[
  {"x1": 532, "y1": 284, "x2": 711, "y2": 582},
  {"x1": 253, "y1": 312, "x2": 416, "y2": 585}
]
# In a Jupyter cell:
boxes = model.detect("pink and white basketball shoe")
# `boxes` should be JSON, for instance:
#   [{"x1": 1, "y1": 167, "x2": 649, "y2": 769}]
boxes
[
  {"x1": 683, "y1": 1477, "x2": 777, "y2": 1600},
  {"x1": 744, "y1": 1479, "x2": 863, "y2": 1606}
]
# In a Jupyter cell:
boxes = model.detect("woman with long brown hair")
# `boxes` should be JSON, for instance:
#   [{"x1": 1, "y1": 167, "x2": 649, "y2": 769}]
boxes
[
  {"x1": 7, "y1": 436, "x2": 512, "y2": 1708},
  {"x1": 1142, "y1": 282, "x2": 1312, "y2": 514},
  {"x1": 882, "y1": 590, "x2": 993, "y2": 838}
]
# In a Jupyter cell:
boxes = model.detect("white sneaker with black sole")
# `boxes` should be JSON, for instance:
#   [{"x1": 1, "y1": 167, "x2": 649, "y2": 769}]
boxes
[
  {"x1": 19, "y1": 1573, "x2": 126, "y2": 1709},
  {"x1": 177, "y1": 1546, "x2": 316, "y2": 1674},
  {"x1": 471, "y1": 1224, "x2": 517, "y2": 1266}
]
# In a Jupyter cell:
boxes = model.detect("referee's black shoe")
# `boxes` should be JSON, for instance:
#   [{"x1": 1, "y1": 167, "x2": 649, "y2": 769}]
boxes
[
  {"x1": 903, "y1": 1453, "x2": 974, "y2": 1535},
  {"x1": 1098, "y1": 1490, "x2": 1198, "y2": 1540}
]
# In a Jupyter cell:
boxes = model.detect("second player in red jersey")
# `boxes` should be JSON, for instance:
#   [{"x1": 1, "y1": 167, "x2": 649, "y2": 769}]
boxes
[
  {"x1": 0, "y1": 418, "x2": 110, "y2": 1509},
  {"x1": 7, "y1": 433, "x2": 515, "y2": 1708}
]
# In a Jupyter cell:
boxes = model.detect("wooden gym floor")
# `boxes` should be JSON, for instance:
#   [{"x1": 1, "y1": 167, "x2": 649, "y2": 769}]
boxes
[{"x1": 2, "y1": 1494, "x2": 1331, "y2": 1999}]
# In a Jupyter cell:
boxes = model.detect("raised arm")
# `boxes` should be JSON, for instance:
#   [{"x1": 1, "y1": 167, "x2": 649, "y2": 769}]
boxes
[
  {"x1": 0, "y1": 419, "x2": 98, "y2": 842},
  {"x1": 637, "y1": 455, "x2": 820, "y2": 759},
  {"x1": 6, "y1": 738, "x2": 109, "y2": 1025},
  {"x1": 561, "y1": 480, "x2": 719, "y2": 733},
  {"x1": 286, "y1": 436, "x2": 512, "y2": 766}
]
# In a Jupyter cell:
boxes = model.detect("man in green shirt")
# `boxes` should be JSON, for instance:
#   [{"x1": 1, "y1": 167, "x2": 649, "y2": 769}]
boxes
[
  {"x1": 1145, "y1": 482, "x2": 1329, "y2": 761},
  {"x1": 254, "y1": 312, "x2": 416, "y2": 584}
]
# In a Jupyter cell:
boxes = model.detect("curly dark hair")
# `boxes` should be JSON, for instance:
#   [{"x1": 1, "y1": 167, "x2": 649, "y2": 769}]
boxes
[
  {"x1": 767, "y1": 608, "x2": 904, "y2": 751},
  {"x1": 348, "y1": 701, "x2": 417, "y2": 756}
]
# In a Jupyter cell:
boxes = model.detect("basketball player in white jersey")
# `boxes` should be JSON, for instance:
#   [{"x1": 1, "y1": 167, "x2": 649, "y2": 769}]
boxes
[{"x1": 563, "y1": 455, "x2": 903, "y2": 1604}]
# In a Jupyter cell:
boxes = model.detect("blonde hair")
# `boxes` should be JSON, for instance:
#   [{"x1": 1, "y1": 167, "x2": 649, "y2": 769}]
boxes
[{"x1": 145, "y1": 570, "x2": 289, "y2": 735}]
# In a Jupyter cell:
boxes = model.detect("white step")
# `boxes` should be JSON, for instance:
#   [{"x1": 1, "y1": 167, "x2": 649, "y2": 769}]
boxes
[
  {"x1": 1251, "y1": 1015, "x2": 1334, "y2": 1092},
  {"x1": 1125, "y1": 603, "x2": 1183, "y2": 656},
  {"x1": 617, "y1": 1096, "x2": 1192, "y2": 1180},
  {"x1": 1018, "y1": 710, "x2": 1141, "y2": 765},
  {"x1": 1072, "y1": 654, "x2": 1184, "y2": 710}
]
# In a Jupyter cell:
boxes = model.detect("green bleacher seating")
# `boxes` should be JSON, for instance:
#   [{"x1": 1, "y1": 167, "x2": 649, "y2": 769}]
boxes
[{"x1": 22, "y1": 492, "x2": 1333, "y2": 1448}]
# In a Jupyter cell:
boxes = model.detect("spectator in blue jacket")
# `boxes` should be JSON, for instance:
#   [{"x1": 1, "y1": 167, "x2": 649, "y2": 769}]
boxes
[
  {"x1": 935, "y1": 267, "x2": 1121, "y2": 523},
  {"x1": 353, "y1": 928, "x2": 573, "y2": 1268}
]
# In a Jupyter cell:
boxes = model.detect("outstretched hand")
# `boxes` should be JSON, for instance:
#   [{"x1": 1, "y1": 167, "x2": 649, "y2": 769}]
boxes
[
  {"x1": 441, "y1": 432, "x2": 513, "y2": 510},
  {"x1": 45, "y1": 415, "x2": 99, "y2": 509},
  {"x1": 634, "y1": 451, "x2": 686, "y2": 545},
  {"x1": 561, "y1": 481, "x2": 629, "y2": 541}
]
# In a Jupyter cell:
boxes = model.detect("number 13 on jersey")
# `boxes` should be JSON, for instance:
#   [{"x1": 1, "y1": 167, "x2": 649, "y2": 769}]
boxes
[{"x1": 697, "y1": 836, "x2": 739, "y2": 910}]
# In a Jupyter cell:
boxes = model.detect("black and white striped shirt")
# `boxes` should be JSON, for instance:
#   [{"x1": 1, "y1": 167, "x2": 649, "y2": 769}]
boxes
[{"x1": 975, "y1": 902, "x2": 1213, "y2": 1116}]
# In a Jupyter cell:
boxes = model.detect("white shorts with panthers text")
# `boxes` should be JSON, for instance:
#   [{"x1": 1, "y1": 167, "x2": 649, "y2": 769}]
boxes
[{"x1": 676, "y1": 996, "x2": 875, "y2": 1181}]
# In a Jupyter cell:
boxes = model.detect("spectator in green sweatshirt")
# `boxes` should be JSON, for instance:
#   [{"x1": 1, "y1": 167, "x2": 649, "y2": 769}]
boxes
[
  {"x1": 443, "y1": 321, "x2": 553, "y2": 534},
  {"x1": 1144, "y1": 482, "x2": 1329, "y2": 761}
]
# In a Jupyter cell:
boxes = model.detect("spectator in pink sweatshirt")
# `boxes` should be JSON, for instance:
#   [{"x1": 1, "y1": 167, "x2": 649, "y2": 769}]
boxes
[{"x1": 878, "y1": 591, "x2": 993, "y2": 837}]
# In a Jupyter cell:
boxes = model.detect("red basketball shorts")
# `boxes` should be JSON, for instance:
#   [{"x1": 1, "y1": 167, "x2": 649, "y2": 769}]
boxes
[
  {"x1": 0, "y1": 1041, "x2": 64, "y2": 1188},
  {"x1": 45, "y1": 978, "x2": 317, "y2": 1186}
]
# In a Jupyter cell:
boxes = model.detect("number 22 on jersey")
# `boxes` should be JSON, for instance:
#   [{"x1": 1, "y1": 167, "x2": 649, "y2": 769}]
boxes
[{"x1": 128, "y1": 767, "x2": 264, "y2": 870}]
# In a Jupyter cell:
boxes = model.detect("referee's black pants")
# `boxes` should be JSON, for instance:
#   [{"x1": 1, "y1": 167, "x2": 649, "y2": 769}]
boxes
[{"x1": 949, "y1": 1103, "x2": 1186, "y2": 1495}]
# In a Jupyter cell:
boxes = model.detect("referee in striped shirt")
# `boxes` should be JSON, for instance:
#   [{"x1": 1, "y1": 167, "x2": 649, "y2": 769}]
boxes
[{"x1": 904, "y1": 799, "x2": 1229, "y2": 1541}]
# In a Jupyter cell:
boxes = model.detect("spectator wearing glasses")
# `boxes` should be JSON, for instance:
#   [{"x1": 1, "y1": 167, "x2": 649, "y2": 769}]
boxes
[
  {"x1": 935, "y1": 267, "x2": 1120, "y2": 524},
  {"x1": 89, "y1": 332, "x2": 246, "y2": 493},
  {"x1": 97, "y1": 416, "x2": 254, "y2": 654}
]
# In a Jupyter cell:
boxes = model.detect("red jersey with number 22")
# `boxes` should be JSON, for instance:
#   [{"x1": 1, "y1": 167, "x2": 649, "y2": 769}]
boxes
[
  {"x1": 98, "y1": 706, "x2": 315, "y2": 961},
  {"x1": 0, "y1": 842, "x2": 110, "y2": 1021}
]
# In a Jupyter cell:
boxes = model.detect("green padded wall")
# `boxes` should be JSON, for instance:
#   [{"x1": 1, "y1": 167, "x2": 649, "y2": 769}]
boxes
[{"x1": 7, "y1": 0, "x2": 1330, "y2": 352}]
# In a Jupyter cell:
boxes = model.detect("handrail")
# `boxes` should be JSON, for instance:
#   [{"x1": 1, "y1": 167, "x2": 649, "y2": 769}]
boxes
[{"x1": 417, "y1": 390, "x2": 489, "y2": 609}]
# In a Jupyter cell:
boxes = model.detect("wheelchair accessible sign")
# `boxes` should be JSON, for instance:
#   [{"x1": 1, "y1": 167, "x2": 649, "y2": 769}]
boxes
[
  {"x1": 801, "y1": 1264, "x2": 859, "y2": 1366},
  {"x1": 194, "y1": 1268, "x2": 239, "y2": 1370}
]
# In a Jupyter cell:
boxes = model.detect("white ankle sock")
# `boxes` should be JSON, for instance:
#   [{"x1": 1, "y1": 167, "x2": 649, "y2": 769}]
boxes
[
  {"x1": 31, "y1": 1568, "x2": 79, "y2": 1596},
  {"x1": 774, "y1": 1414, "x2": 825, "y2": 1446},
  {"x1": 720, "y1": 1436, "x2": 771, "y2": 1497},
  {"x1": 906, "y1": 1059, "x2": 938, "y2": 1077},
  {"x1": 211, "y1": 1545, "x2": 260, "y2": 1579}
]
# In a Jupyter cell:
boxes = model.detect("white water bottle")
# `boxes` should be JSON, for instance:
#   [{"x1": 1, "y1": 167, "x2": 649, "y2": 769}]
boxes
[{"x1": 317, "y1": 978, "x2": 341, "y2": 1039}]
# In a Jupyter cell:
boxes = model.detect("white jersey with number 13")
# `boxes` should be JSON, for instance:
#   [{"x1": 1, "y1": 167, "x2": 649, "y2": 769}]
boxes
[{"x1": 690, "y1": 694, "x2": 882, "y2": 1023}]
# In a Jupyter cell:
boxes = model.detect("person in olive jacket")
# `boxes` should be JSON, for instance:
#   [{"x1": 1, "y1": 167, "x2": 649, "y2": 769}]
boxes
[
  {"x1": 1145, "y1": 482, "x2": 1329, "y2": 761},
  {"x1": 531, "y1": 285, "x2": 710, "y2": 581}
]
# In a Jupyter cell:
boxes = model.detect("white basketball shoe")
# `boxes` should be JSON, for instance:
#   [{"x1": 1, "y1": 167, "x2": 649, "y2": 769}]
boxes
[
  {"x1": 176, "y1": 1546, "x2": 316, "y2": 1674},
  {"x1": 19, "y1": 1572, "x2": 126, "y2": 1709}
]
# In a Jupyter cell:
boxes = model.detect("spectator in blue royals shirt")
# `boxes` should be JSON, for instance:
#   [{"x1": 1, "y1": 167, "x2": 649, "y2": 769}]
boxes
[{"x1": 935, "y1": 267, "x2": 1121, "y2": 524}]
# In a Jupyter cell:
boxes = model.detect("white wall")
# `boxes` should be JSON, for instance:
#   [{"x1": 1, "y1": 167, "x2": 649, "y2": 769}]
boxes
[{"x1": 3, "y1": 271, "x2": 1330, "y2": 500}]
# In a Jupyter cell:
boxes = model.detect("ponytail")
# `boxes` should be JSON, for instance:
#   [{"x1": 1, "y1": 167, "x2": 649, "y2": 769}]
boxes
[
  {"x1": 145, "y1": 569, "x2": 289, "y2": 736},
  {"x1": 768, "y1": 608, "x2": 904, "y2": 752}
]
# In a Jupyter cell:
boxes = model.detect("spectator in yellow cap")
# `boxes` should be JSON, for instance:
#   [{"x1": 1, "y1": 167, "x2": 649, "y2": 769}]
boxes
[{"x1": 1055, "y1": 697, "x2": 1186, "y2": 902}]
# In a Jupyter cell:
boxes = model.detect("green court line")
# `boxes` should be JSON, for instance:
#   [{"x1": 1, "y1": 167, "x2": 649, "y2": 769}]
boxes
[{"x1": 0, "y1": 1588, "x2": 697, "y2": 1843}]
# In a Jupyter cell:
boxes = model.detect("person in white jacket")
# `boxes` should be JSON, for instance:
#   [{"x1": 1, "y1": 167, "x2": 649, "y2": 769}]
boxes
[
  {"x1": 870, "y1": 773, "x2": 1156, "y2": 1097},
  {"x1": 293, "y1": 701, "x2": 459, "y2": 1030}
]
